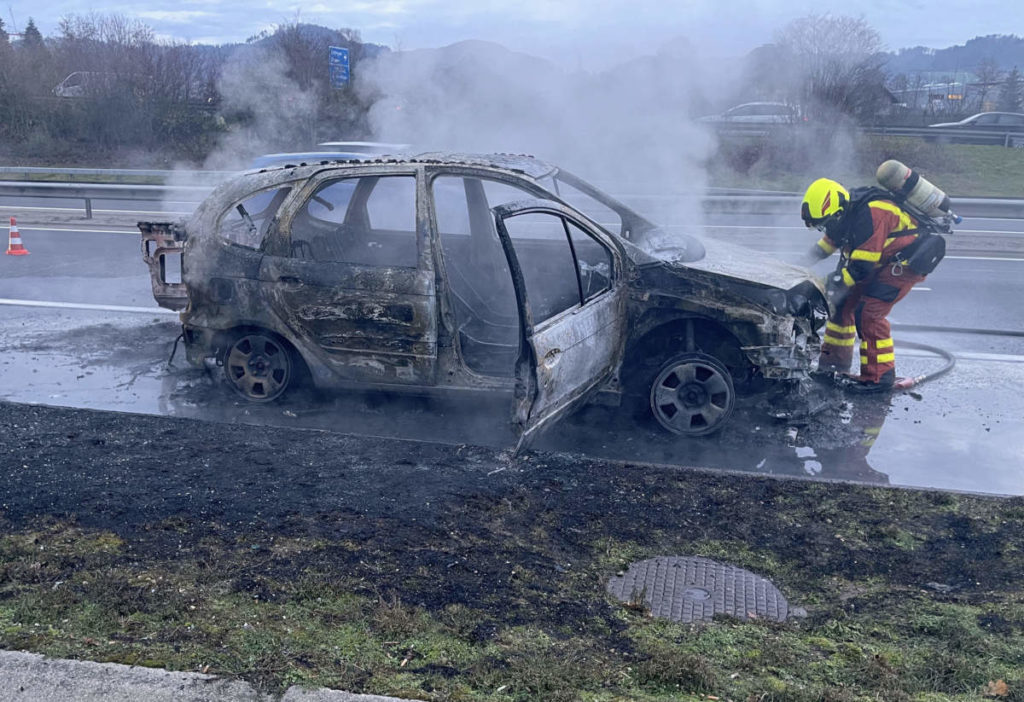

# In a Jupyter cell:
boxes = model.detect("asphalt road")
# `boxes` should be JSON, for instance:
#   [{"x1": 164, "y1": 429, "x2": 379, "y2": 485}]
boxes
[{"x1": 1, "y1": 208, "x2": 1022, "y2": 496}]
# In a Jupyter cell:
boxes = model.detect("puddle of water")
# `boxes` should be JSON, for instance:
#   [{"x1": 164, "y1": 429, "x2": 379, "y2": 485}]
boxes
[{"x1": 868, "y1": 363, "x2": 1024, "y2": 495}]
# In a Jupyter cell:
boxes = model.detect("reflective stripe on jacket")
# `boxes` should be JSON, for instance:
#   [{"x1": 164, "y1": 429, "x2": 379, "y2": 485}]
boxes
[{"x1": 816, "y1": 199, "x2": 920, "y2": 287}]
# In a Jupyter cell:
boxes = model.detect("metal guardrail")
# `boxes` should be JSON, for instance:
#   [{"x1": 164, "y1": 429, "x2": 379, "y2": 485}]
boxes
[
  {"x1": 1, "y1": 178, "x2": 1023, "y2": 221},
  {"x1": 860, "y1": 125, "x2": 1024, "y2": 148},
  {"x1": 699, "y1": 194, "x2": 1024, "y2": 219},
  {"x1": 0, "y1": 166, "x2": 233, "y2": 185},
  {"x1": 711, "y1": 124, "x2": 1024, "y2": 148},
  {"x1": 0, "y1": 181, "x2": 212, "y2": 218}
]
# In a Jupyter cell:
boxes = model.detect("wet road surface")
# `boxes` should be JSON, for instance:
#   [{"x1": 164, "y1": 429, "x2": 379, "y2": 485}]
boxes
[
  {"x1": 0, "y1": 303, "x2": 1020, "y2": 496},
  {"x1": 1, "y1": 222, "x2": 1022, "y2": 497}
]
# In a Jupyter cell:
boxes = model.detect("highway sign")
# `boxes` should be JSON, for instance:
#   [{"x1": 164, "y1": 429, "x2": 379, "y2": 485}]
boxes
[{"x1": 329, "y1": 46, "x2": 350, "y2": 87}]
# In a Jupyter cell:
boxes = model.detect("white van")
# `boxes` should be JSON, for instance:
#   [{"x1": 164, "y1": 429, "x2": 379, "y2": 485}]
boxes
[{"x1": 53, "y1": 72, "x2": 118, "y2": 98}]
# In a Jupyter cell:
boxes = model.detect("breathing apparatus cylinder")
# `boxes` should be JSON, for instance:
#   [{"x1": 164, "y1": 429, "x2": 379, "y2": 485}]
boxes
[{"x1": 875, "y1": 160, "x2": 952, "y2": 219}]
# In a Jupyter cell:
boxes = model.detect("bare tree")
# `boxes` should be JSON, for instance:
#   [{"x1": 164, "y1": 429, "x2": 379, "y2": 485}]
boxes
[
  {"x1": 999, "y1": 67, "x2": 1022, "y2": 113},
  {"x1": 774, "y1": 14, "x2": 888, "y2": 123},
  {"x1": 57, "y1": 13, "x2": 154, "y2": 94},
  {"x1": 973, "y1": 58, "x2": 1003, "y2": 111}
]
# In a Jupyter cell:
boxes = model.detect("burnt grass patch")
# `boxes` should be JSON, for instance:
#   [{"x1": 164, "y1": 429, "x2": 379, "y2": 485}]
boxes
[{"x1": 2, "y1": 400, "x2": 1024, "y2": 700}]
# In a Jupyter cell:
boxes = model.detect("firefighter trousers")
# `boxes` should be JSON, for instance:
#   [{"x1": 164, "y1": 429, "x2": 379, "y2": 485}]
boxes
[{"x1": 818, "y1": 264, "x2": 926, "y2": 383}]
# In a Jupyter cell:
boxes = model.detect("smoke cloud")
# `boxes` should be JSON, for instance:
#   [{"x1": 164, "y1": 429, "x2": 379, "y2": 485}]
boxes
[
  {"x1": 202, "y1": 45, "x2": 321, "y2": 171},
  {"x1": 355, "y1": 38, "x2": 719, "y2": 229}
]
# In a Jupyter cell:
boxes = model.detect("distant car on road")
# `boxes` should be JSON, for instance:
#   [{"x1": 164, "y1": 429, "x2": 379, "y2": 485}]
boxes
[
  {"x1": 698, "y1": 102, "x2": 805, "y2": 127},
  {"x1": 53, "y1": 71, "x2": 130, "y2": 98},
  {"x1": 926, "y1": 112, "x2": 1024, "y2": 146}
]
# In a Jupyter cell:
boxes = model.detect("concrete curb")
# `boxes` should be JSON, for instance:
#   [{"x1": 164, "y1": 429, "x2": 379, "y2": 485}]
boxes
[{"x1": 0, "y1": 651, "x2": 420, "y2": 702}]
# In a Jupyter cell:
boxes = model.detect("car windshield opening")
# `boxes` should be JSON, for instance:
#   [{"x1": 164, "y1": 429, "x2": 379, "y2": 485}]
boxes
[{"x1": 544, "y1": 171, "x2": 705, "y2": 264}]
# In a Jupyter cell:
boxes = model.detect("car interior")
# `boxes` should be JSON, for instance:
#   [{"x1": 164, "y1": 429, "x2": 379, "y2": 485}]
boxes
[
  {"x1": 435, "y1": 176, "x2": 521, "y2": 377},
  {"x1": 435, "y1": 176, "x2": 613, "y2": 378},
  {"x1": 269, "y1": 172, "x2": 611, "y2": 380},
  {"x1": 288, "y1": 176, "x2": 420, "y2": 269}
]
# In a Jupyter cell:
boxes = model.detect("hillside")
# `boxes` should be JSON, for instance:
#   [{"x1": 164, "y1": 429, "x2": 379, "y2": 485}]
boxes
[{"x1": 885, "y1": 34, "x2": 1024, "y2": 74}]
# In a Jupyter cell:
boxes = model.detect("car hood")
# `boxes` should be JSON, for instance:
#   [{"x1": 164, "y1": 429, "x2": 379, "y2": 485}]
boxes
[{"x1": 671, "y1": 237, "x2": 822, "y2": 292}]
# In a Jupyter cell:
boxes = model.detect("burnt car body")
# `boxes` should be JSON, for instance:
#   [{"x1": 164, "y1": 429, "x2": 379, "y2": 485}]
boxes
[{"x1": 141, "y1": 153, "x2": 826, "y2": 445}]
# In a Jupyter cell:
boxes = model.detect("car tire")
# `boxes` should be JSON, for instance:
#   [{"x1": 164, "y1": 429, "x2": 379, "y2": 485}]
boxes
[
  {"x1": 648, "y1": 352, "x2": 735, "y2": 437},
  {"x1": 222, "y1": 330, "x2": 297, "y2": 403}
]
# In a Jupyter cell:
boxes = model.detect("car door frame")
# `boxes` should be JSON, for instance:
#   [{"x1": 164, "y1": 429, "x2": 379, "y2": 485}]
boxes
[
  {"x1": 259, "y1": 163, "x2": 439, "y2": 388},
  {"x1": 491, "y1": 198, "x2": 628, "y2": 451}
]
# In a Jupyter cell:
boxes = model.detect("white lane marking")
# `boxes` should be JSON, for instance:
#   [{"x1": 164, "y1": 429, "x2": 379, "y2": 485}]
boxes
[
  {"x1": 957, "y1": 352, "x2": 1024, "y2": 363},
  {"x1": 697, "y1": 224, "x2": 1024, "y2": 235},
  {"x1": 678, "y1": 249, "x2": 1024, "y2": 263},
  {"x1": 945, "y1": 255, "x2": 1024, "y2": 262},
  {"x1": 19, "y1": 227, "x2": 138, "y2": 234},
  {"x1": 899, "y1": 348, "x2": 1024, "y2": 364},
  {"x1": 910, "y1": 287, "x2": 932, "y2": 291},
  {"x1": 0, "y1": 205, "x2": 190, "y2": 215},
  {"x1": 0, "y1": 298, "x2": 177, "y2": 315}
]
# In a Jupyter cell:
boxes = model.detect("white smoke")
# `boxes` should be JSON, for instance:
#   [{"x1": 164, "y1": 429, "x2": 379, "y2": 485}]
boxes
[
  {"x1": 354, "y1": 38, "x2": 718, "y2": 237},
  {"x1": 202, "y1": 46, "x2": 321, "y2": 171}
]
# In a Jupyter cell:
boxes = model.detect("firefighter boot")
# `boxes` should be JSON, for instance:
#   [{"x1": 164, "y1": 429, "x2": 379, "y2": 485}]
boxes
[{"x1": 838, "y1": 369, "x2": 896, "y2": 394}]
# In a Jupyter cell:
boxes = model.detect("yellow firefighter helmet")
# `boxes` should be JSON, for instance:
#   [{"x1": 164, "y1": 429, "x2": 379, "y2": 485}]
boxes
[{"x1": 801, "y1": 178, "x2": 849, "y2": 227}]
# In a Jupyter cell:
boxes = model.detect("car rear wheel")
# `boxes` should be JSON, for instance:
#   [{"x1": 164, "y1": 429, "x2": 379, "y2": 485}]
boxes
[
  {"x1": 649, "y1": 352, "x2": 735, "y2": 436},
  {"x1": 223, "y1": 332, "x2": 294, "y2": 402}
]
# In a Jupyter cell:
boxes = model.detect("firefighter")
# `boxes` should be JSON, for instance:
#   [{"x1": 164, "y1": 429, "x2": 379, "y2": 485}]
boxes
[{"x1": 799, "y1": 177, "x2": 930, "y2": 393}]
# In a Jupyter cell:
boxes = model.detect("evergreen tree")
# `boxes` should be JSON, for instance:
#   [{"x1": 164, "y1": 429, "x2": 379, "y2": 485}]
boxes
[
  {"x1": 22, "y1": 18, "x2": 43, "y2": 48},
  {"x1": 998, "y1": 67, "x2": 1022, "y2": 112},
  {"x1": 0, "y1": 17, "x2": 10, "y2": 48}
]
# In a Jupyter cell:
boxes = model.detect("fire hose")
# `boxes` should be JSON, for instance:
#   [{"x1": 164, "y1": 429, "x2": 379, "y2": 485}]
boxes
[
  {"x1": 890, "y1": 339, "x2": 956, "y2": 391},
  {"x1": 888, "y1": 321, "x2": 1024, "y2": 391}
]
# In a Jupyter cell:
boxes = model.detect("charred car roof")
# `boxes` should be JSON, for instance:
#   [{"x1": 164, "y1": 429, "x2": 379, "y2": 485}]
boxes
[{"x1": 247, "y1": 152, "x2": 560, "y2": 180}]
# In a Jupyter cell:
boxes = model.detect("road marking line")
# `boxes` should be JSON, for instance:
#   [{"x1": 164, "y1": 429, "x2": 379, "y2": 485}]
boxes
[
  {"x1": 945, "y1": 255, "x2": 1024, "y2": 262},
  {"x1": 680, "y1": 248, "x2": 1024, "y2": 263},
  {"x1": 910, "y1": 287, "x2": 932, "y2": 291},
  {"x1": 0, "y1": 298, "x2": 177, "y2": 315},
  {"x1": 696, "y1": 224, "x2": 1024, "y2": 235},
  {"x1": 956, "y1": 352, "x2": 1024, "y2": 363},
  {"x1": 899, "y1": 349, "x2": 1024, "y2": 364},
  {"x1": 0, "y1": 205, "x2": 189, "y2": 215},
  {"x1": 19, "y1": 227, "x2": 138, "y2": 234}
]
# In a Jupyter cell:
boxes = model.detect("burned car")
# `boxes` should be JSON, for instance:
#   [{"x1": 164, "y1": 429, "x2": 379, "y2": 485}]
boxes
[{"x1": 142, "y1": 153, "x2": 826, "y2": 445}]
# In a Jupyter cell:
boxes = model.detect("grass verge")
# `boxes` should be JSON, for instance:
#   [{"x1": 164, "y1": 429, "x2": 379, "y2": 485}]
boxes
[
  {"x1": 3, "y1": 475, "x2": 1024, "y2": 701},
  {"x1": 709, "y1": 134, "x2": 1024, "y2": 197}
]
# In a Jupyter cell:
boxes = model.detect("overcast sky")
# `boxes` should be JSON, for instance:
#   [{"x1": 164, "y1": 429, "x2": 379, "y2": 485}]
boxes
[{"x1": 5, "y1": 0, "x2": 1021, "y2": 68}]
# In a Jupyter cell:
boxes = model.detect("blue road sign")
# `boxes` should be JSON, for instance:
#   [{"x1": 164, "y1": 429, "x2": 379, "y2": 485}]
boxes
[{"x1": 329, "y1": 46, "x2": 350, "y2": 87}]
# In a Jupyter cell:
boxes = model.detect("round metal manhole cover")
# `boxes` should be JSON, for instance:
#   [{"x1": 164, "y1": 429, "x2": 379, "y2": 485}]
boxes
[{"x1": 607, "y1": 556, "x2": 789, "y2": 623}]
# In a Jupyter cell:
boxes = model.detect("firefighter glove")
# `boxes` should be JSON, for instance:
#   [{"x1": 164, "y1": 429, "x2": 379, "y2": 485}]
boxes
[{"x1": 824, "y1": 272, "x2": 850, "y2": 308}]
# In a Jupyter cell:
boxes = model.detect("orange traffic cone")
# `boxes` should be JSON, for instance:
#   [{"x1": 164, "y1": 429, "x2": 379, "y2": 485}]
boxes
[{"x1": 5, "y1": 216, "x2": 29, "y2": 256}]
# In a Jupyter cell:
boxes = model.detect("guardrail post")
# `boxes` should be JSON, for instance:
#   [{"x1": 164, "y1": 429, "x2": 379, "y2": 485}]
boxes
[{"x1": 85, "y1": 198, "x2": 92, "y2": 219}]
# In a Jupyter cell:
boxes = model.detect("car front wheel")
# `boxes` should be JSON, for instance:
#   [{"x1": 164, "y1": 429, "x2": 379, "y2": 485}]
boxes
[
  {"x1": 223, "y1": 331, "x2": 294, "y2": 402},
  {"x1": 649, "y1": 352, "x2": 735, "y2": 436}
]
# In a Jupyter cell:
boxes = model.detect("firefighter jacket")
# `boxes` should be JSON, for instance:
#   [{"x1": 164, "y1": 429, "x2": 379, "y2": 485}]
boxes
[{"x1": 814, "y1": 196, "x2": 921, "y2": 290}]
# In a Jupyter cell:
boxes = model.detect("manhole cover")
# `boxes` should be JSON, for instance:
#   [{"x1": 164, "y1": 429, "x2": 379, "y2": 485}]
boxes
[{"x1": 607, "y1": 556, "x2": 789, "y2": 623}]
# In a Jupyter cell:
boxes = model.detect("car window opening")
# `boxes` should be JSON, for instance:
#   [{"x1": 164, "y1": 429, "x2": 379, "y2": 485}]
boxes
[{"x1": 290, "y1": 175, "x2": 418, "y2": 268}]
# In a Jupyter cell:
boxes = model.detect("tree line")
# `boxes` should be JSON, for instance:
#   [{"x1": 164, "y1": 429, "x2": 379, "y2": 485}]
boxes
[
  {"x1": 0, "y1": 15, "x2": 380, "y2": 166},
  {"x1": 0, "y1": 13, "x2": 1020, "y2": 168}
]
